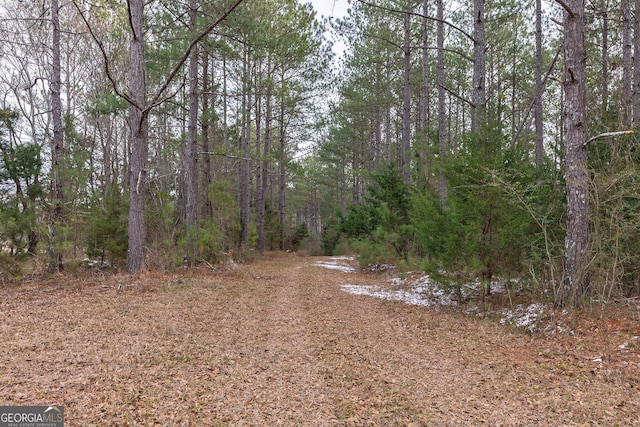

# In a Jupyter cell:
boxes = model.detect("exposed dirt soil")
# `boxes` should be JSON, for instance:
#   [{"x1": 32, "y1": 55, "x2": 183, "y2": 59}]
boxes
[{"x1": 1, "y1": 253, "x2": 639, "y2": 426}]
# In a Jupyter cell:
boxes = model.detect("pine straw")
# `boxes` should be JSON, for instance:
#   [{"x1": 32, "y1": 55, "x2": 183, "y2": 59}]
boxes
[{"x1": 0, "y1": 254, "x2": 638, "y2": 426}]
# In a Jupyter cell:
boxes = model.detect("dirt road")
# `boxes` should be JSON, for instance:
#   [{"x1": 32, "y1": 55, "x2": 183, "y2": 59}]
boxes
[{"x1": 0, "y1": 254, "x2": 638, "y2": 425}]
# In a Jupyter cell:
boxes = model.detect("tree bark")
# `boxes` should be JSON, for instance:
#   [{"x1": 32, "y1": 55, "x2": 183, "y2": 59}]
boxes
[
  {"x1": 622, "y1": 0, "x2": 633, "y2": 125},
  {"x1": 560, "y1": 0, "x2": 589, "y2": 307},
  {"x1": 240, "y1": 45, "x2": 251, "y2": 247},
  {"x1": 418, "y1": 0, "x2": 430, "y2": 181},
  {"x1": 420, "y1": 0, "x2": 430, "y2": 135},
  {"x1": 535, "y1": 0, "x2": 544, "y2": 168},
  {"x1": 437, "y1": 0, "x2": 447, "y2": 208},
  {"x1": 634, "y1": 0, "x2": 640, "y2": 123},
  {"x1": 257, "y1": 58, "x2": 272, "y2": 252},
  {"x1": 401, "y1": 0, "x2": 412, "y2": 185},
  {"x1": 185, "y1": 0, "x2": 199, "y2": 231},
  {"x1": 600, "y1": 0, "x2": 609, "y2": 116},
  {"x1": 201, "y1": 50, "x2": 213, "y2": 219},
  {"x1": 254, "y1": 63, "x2": 262, "y2": 251},
  {"x1": 471, "y1": 0, "x2": 486, "y2": 131},
  {"x1": 49, "y1": 0, "x2": 65, "y2": 272},
  {"x1": 126, "y1": 0, "x2": 149, "y2": 274},
  {"x1": 278, "y1": 69, "x2": 287, "y2": 250}
]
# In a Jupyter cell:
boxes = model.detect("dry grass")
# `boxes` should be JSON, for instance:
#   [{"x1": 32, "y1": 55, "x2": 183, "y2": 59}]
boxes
[{"x1": 0, "y1": 253, "x2": 638, "y2": 426}]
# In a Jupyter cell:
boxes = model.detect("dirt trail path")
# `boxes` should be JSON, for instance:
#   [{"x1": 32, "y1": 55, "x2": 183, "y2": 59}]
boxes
[{"x1": 0, "y1": 254, "x2": 638, "y2": 425}]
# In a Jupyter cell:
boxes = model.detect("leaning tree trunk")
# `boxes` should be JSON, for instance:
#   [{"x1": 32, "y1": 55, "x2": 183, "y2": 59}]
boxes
[
  {"x1": 127, "y1": 0, "x2": 149, "y2": 274},
  {"x1": 560, "y1": 0, "x2": 589, "y2": 307}
]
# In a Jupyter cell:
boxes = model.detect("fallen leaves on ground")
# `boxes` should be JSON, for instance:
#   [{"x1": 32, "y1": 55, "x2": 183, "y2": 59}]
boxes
[{"x1": 0, "y1": 253, "x2": 638, "y2": 426}]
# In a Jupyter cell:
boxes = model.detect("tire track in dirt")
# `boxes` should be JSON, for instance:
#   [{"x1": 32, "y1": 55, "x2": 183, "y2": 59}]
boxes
[{"x1": 206, "y1": 259, "x2": 340, "y2": 425}]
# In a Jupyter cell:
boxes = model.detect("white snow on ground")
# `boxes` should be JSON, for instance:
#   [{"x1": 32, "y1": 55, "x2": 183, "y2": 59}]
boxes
[
  {"x1": 340, "y1": 282, "x2": 457, "y2": 308},
  {"x1": 340, "y1": 264, "x2": 562, "y2": 333},
  {"x1": 341, "y1": 275, "x2": 458, "y2": 309},
  {"x1": 312, "y1": 257, "x2": 357, "y2": 273},
  {"x1": 314, "y1": 256, "x2": 573, "y2": 334},
  {"x1": 314, "y1": 262, "x2": 356, "y2": 273},
  {"x1": 499, "y1": 303, "x2": 549, "y2": 333}
]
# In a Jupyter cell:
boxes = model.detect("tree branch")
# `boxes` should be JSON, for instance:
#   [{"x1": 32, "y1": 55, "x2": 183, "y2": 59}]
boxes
[
  {"x1": 555, "y1": 0, "x2": 575, "y2": 16},
  {"x1": 149, "y1": 0, "x2": 246, "y2": 106},
  {"x1": 510, "y1": 46, "x2": 562, "y2": 147},
  {"x1": 583, "y1": 131, "x2": 634, "y2": 147},
  {"x1": 72, "y1": 0, "x2": 137, "y2": 108},
  {"x1": 198, "y1": 151, "x2": 251, "y2": 161},
  {"x1": 439, "y1": 84, "x2": 474, "y2": 108},
  {"x1": 355, "y1": 0, "x2": 475, "y2": 43}
]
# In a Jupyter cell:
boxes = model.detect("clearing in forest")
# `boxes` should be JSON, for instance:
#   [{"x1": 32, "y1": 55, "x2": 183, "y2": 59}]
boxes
[{"x1": 0, "y1": 253, "x2": 638, "y2": 425}]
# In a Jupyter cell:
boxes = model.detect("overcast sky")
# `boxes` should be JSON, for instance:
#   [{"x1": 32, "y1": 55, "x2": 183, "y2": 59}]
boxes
[
  {"x1": 307, "y1": 0, "x2": 350, "y2": 20},
  {"x1": 306, "y1": 0, "x2": 350, "y2": 58}
]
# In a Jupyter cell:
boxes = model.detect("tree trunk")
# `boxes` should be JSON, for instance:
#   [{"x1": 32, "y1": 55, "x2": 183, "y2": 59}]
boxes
[
  {"x1": 560, "y1": 0, "x2": 589, "y2": 307},
  {"x1": 600, "y1": 0, "x2": 609, "y2": 116},
  {"x1": 419, "y1": 0, "x2": 431, "y2": 182},
  {"x1": 437, "y1": 0, "x2": 447, "y2": 208},
  {"x1": 127, "y1": 0, "x2": 149, "y2": 274},
  {"x1": 254, "y1": 66, "x2": 262, "y2": 251},
  {"x1": 201, "y1": 50, "x2": 213, "y2": 219},
  {"x1": 401, "y1": 0, "x2": 412, "y2": 185},
  {"x1": 385, "y1": 53, "x2": 392, "y2": 164},
  {"x1": 278, "y1": 72, "x2": 287, "y2": 250},
  {"x1": 240, "y1": 45, "x2": 251, "y2": 247},
  {"x1": 186, "y1": 0, "x2": 199, "y2": 231},
  {"x1": 472, "y1": 0, "x2": 486, "y2": 131},
  {"x1": 622, "y1": 0, "x2": 633, "y2": 125},
  {"x1": 48, "y1": 0, "x2": 64, "y2": 272},
  {"x1": 184, "y1": 0, "x2": 200, "y2": 264},
  {"x1": 535, "y1": 0, "x2": 544, "y2": 168},
  {"x1": 634, "y1": 0, "x2": 640, "y2": 123},
  {"x1": 257, "y1": 59, "x2": 272, "y2": 253},
  {"x1": 420, "y1": 0, "x2": 430, "y2": 135}
]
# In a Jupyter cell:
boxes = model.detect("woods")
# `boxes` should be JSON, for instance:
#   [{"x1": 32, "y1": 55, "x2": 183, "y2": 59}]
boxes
[{"x1": 1, "y1": 0, "x2": 640, "y2": 308}]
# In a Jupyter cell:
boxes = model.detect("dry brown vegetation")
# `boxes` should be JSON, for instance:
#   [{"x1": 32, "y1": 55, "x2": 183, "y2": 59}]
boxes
[{"x1": 1, "y1": 253, "x2": 639, "y2": 426}]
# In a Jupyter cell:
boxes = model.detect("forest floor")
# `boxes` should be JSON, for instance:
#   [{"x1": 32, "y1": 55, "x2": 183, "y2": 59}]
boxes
[{"x1": 1, "y1": 252, "x2": 639, "y2": 426}]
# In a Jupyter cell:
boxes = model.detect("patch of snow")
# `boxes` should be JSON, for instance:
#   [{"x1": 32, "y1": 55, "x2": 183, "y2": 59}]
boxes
[
  {"x1": 313, "y1": 260, "x2": 356, "y2": 273},
  {"x1": 388, "y1": 277, "x2": 405, "y2": 286},
  {"x1": 82, "y1": 258, "x2": 112, "y2": 268},
  {"x1": 329, "y1": 256, "x2": 355, "y2": 261},
  {"x1": 340, "y1": 281, "x2": 458, "y2": 308},
  {"x1": 339, "y1": 268, "x2": 573, "y2": 335},
  {"x1": 365, "y1": 264, "x2": 396, "y2": 272},
  {"x1": 500, "y1": 303, "x2": 550, "y2": 333}
]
